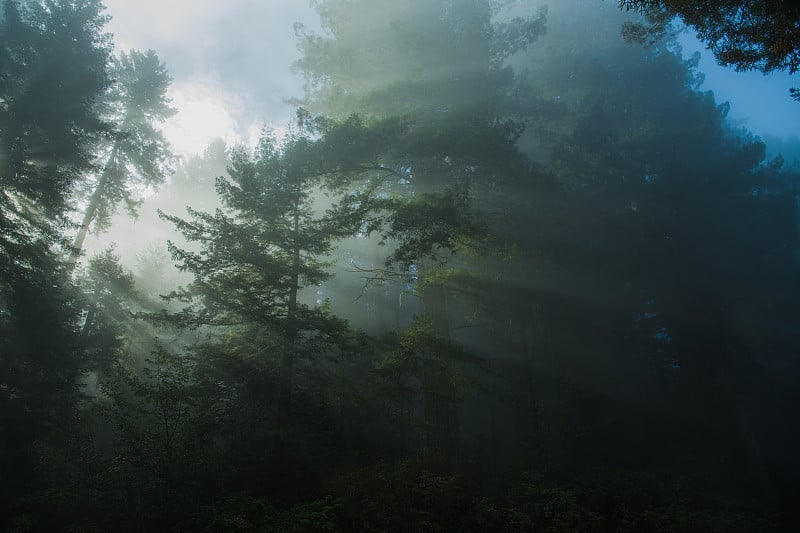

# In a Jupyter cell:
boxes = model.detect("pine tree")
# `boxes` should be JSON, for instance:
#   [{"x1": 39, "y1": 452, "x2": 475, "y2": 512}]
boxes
[
  {"x1": 69, "y1": 48, "x2": 175, "y2": 270},
  {"x1": 159, "y1": 118, "x2": 374, "y2": 425},
  {"x1": 0, "y1": 0, "x2": 113, "y2": 524},
  {"x1": 293, "y1": 0, "x2": 542, "y2": 451}
]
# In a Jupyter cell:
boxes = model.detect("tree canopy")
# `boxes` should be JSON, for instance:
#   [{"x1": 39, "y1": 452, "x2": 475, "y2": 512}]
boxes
[
  {"x1": 2, "y1": 0, "x2": 800, "y2": 530},
  {"x1": 619, "y1": 0, "x2": 800, "y2": 99}
]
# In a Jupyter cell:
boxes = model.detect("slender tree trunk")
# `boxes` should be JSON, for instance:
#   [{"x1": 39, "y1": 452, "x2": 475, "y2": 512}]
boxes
[
  {"x1": 419, "y1": 268, "x2": 460, "y2": 454},
  {"x1": 67, "y1": 146, "x2": 119, "y2": 273},
  {"x1": 81, "y1": 285, "x2": 99, "y2": 337},
  {"x1": 278, "y1": 202, "x2": 302, "y2": 426}
]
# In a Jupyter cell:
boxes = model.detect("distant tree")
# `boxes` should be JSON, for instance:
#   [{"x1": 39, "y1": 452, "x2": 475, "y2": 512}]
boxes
[
  {"x1": 79, "y1": 246, "x2": 138, "y2": 375},
  {"x1": 618, "y1": 0, "x2": 800, "y2": 99},
  {"x1": 169, "y1": 137, "x2": 228, "y2": 213},
  {"x1": 69, "y1": 49, "x2": 175, "y2": 270},
  {"x1": 133, "y1": 241, "x2": 180, "y2": 303}
]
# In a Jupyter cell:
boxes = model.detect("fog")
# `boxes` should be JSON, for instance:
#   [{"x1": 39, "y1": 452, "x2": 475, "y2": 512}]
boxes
[{"x1": 2, "y1": 1, "x2": 799, "y2": 531}]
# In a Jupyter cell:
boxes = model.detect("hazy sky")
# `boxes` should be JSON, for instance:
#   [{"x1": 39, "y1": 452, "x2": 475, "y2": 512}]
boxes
[
  {"x1": 102, "y1": 0, "x2": 798, "y2": 158},
  {"x1": 103, "y1": 0, "x2": 317, "y2": 157}
]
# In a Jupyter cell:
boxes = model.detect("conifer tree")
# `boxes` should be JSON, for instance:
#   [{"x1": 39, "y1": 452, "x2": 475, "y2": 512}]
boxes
[
  {"x1": 294, "y1": 0, "x2": 543, "y2": 451},
  {"x1": 69, "y1": 48, "x2": 175, "y2": 270},
  {"x1": 0, "y1": 0, "x2": 113, "y2": 524},
  {"x1": 159, "y1": 117, "x2": 377, "y2": 424}
]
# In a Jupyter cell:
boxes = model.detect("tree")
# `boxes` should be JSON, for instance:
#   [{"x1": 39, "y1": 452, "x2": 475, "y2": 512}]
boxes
[
  {"x1": 294, "y1": 0, "x2": 543, "y2": 451},
  {"x1": 0, "y1": 0, "x2": 111, "y2": 217},
  {"x1": 169, "y1": 137, "x2": 228, "y2": 213},
  {"x1": 69, "y1": 48, "x2": 175, "y2": 270},
  {"x1": 159, "y1": 118, "x2": 371, "y2": 426},
  {"x1": 79, "y1": 246, "x2": 138, "y2": 376},
  {"x1": 1, "y1": 0, "x2": 112, "y2": 284},
  {"x1": 98, "y1": 343, "x2": 202, "y2": 528},
  {"x1": 0, "y1": 0, "x2": 113, "y2": 525},
  {"x1": 499, "y1": 1, "x2": 800, "y2": 512},
  {"x1": 618, "y1": 0, "x2": 800, "y2": 99}
]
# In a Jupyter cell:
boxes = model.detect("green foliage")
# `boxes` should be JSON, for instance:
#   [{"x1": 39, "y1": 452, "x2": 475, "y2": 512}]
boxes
[
  {"x1": 379, "y1": 183, "x2": 488, "y2": 271},
  {"x1": 157, "y1": 116, "x2": 378, "y2": 432},
  {"x1": 294, "y1": 0, "x2": 546, "y2": 118},
  {"x1": 170, "y1": 138, "x2": 229, "y2": 213},
  {"x1": 87, "y1": 48, "x2": 175, "y2": 229},
  {"x1": 0, "y1": 2, "x2": 115, "y2": 524},
  {"x1": 90, "y1": 344, "x2": 210, "y2": 528},
  {"x1": 0, "y1": 0, "x2": 112, "y2": 214},
  {"x1": 79, "y1": 246, "x2": 137, "y2": 370},
  {"x1": 160, "y1": 127, "x2": 359, "y2": 334},
  {"x1": 101, "y1": 344, "x2": 198, "y2": 473},
  {"x1": 373, "y1": 317, "x2": 483, "y2": 450},
  {"x1": 377, "y1": 317, "x2": 482, "y2": 397},
  {"x1": 69, "y1": 46, "x2": 175, "y2": 267},
  {"x1": 3, "y1": 0, "x2": 799, "y2": 530},
  {"x1": 269, "y1": 496, "x2": 342, "y2": 532},
  {"x1": 619, "y1": 1, "x2": 800, "y2": 102},
  {"x1": 294, "y1": 0, "x2": 538, "y2": 279},
  {"x1": 619, "y1": 1, "x2": 800, "y2": 74}
]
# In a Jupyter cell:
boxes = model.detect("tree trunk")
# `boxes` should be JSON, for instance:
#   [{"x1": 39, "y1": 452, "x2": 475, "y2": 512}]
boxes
[
  {"x1": 419, "y1": 272, "x2": 460, "y2": 454},
  {"x1": 81, "y1": 286, "x2": 99, "y2": 337},
  {"x1": 278, "y1": 205, "x2": 302, "y2": 426},
  {"x1": 67, "y1": 146, "x2": 119, "y2": 273}
]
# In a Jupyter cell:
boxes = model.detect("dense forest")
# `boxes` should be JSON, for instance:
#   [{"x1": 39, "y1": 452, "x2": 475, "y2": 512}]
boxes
[{"x1": 2, "y1": 0, "x2": 799, "y2": 531}]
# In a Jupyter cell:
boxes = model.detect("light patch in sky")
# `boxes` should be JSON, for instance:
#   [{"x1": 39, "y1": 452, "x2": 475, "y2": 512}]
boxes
[
  {"x1": 103, "y1": 0, "x2": 316, "y2": 158},
  {"x1": 161, "y1": 80, "x2": 242, "y2": 157}
]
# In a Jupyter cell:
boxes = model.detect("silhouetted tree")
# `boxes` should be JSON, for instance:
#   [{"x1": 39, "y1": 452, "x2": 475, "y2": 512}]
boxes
[
  {"x1": 0, "y1": 0, "x2": 113, "y2": 525},
  {"x1": 69, "y1": 49, "x2": 175, "y2": 269},
  {"x1": 619, "y1": 0, "x2": 800, "y2": 99},
  {"x1": 504, "y1": 2, "x2": 800, "y2": 516}
]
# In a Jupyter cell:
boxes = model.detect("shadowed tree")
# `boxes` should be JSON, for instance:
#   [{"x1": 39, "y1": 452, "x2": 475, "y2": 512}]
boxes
[
  {"x1": 0, "y1": 0, "x2": 111, "y2": 217},
  {"x1": 0, "y1": 0, "x2": 113, "y2": 526},
  {"x1": 495, "y1": 2, "x2": 800, "y2": 520},
  {"x1": 618, "y1": 0, "x2": 800, "y2": 99}
]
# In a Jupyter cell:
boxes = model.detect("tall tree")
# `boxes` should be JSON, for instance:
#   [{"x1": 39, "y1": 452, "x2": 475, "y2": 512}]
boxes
[
  {"x1": 500, "y1": 1, "x2": 800, "y2": 513},
  {"x1": 159, "y1": 118, "x2": 375, "y2": 425},
  {"x1": 294, "y1": 0, "x2": 543, "y2": 451},
  {"x1": 0, "y1": 0, "x2": 113, "y2": 525},
  {"x1": 0, "y1": 0, "x2": 111, "y2": 217},
  {"x1": 69, "y1": 48, "x2": 175, "y2": 269}
]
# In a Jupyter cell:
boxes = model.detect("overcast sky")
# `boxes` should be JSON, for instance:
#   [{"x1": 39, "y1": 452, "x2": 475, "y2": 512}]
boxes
[{"x1": 102, "y1": 0, "x2": 798, "y2": 159}]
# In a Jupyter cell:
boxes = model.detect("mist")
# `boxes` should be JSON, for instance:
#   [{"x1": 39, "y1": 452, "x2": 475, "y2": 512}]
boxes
[{"x1": 2, "y1": 1, "x2": 799, "y2": 531}]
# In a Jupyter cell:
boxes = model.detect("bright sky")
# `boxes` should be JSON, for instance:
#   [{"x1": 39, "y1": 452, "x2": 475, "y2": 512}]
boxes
[{"x1": 103, "y1": 0, "x2": 316, "y2": 158}]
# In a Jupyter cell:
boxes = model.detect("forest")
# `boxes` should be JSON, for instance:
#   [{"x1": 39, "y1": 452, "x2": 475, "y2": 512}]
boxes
[{"x1": 2, "y1": 0, "x2": 800, "y2": 531}]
